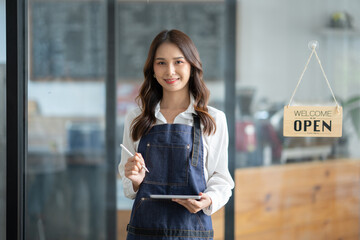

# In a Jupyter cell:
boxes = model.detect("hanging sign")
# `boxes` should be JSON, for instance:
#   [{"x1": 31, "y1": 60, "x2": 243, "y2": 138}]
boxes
[
  {"x1": 283, "y1": 106, "x2": 342, "y2": 137},
  {"x1": 283, "y1": 41, "x2": 343, "y2": 138}
]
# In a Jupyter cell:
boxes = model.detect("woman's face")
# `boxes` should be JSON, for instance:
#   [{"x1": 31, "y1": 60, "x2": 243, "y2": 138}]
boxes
[{"x1": 153, "y1": 42, "x2": 191, "y2": 96}]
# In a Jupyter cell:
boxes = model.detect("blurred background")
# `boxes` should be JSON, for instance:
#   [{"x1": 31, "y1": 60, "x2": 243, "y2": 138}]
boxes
[{"x1": 1, "y1": 0, "x2": 360, "y2": 239}]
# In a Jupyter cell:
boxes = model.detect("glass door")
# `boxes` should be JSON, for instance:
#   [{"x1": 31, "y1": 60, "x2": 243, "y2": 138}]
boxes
[
  {"x1": 234, "y1": 1, "x2": 360, "y2": 239},
  {"x1": 19, "y1": 1, "x2": 235, "y2": 240},
  {"x1": 114, "y1": 1, "x2": 232, "y2": 239},
  {"x1": 26, "y1": 0, "x2": 116, "y2": 239}
]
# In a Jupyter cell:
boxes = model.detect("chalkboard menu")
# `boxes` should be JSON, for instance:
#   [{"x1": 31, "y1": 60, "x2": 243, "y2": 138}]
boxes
[
  {"x1": 31, "y1": 2, "x2": 106, "y2": 80},
  {"x1": 31, "y1": 1, "x2": 225, "y2": 81}
]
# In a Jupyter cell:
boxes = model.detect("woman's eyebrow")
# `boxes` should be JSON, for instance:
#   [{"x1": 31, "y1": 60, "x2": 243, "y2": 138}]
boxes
[{"x1": 155, "y1": 56, "x2": 184, "y2": 60}]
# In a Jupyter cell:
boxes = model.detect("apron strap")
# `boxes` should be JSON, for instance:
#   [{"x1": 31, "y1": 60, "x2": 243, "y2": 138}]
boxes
[{"x1": 191, "y1": 114, "x2": 201, "y2": 167}]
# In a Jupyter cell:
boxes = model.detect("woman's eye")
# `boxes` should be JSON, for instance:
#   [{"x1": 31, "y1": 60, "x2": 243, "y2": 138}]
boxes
[
  {"x1": 175, "y1": 60, "x2": 184, "y2": 64},
  {"x1": 157, "y1": 62, "x2": 166, "y2": 65}
]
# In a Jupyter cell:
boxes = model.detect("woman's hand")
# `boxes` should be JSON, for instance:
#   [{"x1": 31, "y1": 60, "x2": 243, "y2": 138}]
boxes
[
  {"x1": 124, "y1": 153, "x2": 146, "y2": 192},
  {"x1": 172, "y1": 192, "x2": 212, "y2": 214}
]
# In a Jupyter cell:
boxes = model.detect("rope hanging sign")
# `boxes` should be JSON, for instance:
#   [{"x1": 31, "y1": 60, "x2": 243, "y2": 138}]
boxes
[{"x1": 283, "y1": 41, "x2": 342, "y2": 137}]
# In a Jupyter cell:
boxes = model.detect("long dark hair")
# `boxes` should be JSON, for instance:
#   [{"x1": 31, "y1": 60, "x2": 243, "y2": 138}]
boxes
[{"x1": 131, "y1": 29, "x2": 216, "y2": 141}]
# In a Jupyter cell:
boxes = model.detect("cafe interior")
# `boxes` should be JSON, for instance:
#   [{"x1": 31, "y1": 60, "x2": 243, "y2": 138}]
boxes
[{"x1": 1, "y1": 0, "x2": 360, "y2": 239}]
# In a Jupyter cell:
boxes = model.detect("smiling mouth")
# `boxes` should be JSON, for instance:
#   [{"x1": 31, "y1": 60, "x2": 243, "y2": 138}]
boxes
[{"x1": 164, "y1": 78, "x2": 179, "y2": 84}]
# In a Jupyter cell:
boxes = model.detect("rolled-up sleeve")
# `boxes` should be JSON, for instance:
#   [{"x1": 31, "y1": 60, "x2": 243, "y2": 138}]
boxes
[{"x1": 203, "y1": 110, "x2": 235, "y2": 215}]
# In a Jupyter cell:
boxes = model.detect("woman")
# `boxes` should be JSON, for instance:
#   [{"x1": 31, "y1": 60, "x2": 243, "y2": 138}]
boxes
[{"x1": 119, "y1": 29, "x2": 234, "y2": 240}]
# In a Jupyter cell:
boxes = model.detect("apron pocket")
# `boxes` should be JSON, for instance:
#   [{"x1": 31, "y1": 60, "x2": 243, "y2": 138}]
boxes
[{"x1": 143, "y1": 143, "x2": 190, "y2": 186}]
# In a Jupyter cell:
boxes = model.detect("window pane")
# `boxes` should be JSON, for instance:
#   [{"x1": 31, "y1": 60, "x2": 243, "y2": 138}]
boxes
[
  {"x1": 27, "y1": 0, "x2": 109, "y2": 239},
  {"x1": 0, "y1": 0, "x2": 6, "y2": 238},
  {"x1": 235, "y1": 1, "x2": 360, "y2": 239}
]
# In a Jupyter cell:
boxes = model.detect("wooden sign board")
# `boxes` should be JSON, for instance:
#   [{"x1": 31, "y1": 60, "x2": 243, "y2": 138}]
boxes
[{"x1": 283, "y1": 106, "x2": 342, "y2": 137}]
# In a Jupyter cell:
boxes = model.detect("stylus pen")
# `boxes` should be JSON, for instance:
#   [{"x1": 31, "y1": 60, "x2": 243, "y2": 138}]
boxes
[{"x1": 120, "y1": 144, "x2": 149, "y2": 173}]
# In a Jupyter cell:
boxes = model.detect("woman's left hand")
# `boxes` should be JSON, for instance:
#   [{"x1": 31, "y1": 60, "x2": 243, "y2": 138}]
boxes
[{"x1": 172, "y1": 192, "x2": 212, "y2": 214}]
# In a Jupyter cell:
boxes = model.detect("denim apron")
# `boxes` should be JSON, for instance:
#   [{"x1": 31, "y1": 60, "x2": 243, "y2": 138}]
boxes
[{"x1": 126, "y1": 115, "x2": 213, "y2": 240}]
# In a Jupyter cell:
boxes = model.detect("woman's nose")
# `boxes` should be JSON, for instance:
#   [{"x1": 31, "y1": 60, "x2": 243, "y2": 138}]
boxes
[{"x1": 166, "y1": 64, "x2": 176, "y2": 75}]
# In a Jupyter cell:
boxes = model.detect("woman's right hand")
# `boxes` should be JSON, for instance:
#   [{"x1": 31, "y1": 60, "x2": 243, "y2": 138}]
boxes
[{"x1": 124, "y1": 153, "x2": 146, "y2": 192}]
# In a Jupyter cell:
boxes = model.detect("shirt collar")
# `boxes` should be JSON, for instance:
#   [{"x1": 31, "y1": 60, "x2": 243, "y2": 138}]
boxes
[
  {"x1": 154, "y1": 95, "x2": 197, "y2": 122},
  {"x1": 185, "y1": 94, "x2": 197, "y2": 114}
]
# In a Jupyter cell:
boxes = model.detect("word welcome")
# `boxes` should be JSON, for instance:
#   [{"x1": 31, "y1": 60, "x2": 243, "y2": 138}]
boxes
[{"x1": 294, "y1": 110, "x2": 332, "y2": 117}]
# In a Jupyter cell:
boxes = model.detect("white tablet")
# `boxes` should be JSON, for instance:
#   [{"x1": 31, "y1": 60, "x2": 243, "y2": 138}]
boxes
[{"x1": 149, "y1": 194, "x2": 201, "y2": 200}]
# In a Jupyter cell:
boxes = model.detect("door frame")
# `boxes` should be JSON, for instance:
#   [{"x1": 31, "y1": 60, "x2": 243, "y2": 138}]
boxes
[
  {"x1": 5, "y1": 1, "x2": 236, "y2": 239},
  {"x1": 5, "y1": 0, "x2": 118, "y2": 239},
  {"x1": 6, "y1": 0, "x2": 27, "y2": 239}
]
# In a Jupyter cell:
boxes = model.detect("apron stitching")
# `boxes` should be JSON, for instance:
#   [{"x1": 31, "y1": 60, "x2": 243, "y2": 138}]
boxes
[
  {"x1": 195, "y1": 212, "x2": 206, "y2": 230},
  {"x1": 130, "y1": 198, "x2": 146, "y2": 222},
  {"x1": 127, "y1": 225, "x2": 214, "y2": 238},
  {"x1": 142, "y1": 181, "x2": 187, "y2": 186},
  {"x1": 146, "y1": 130, "x2": 192, "y2": 135},
  {"x1": 128, "y1": 232, "x2": 213, "y2": 239},
  {"x1": 149, "y1": 145, "x2": 188, "y2": 148},
  {"x1": 144, "y1": 143, "x2": 189, "y2": 186},
  {"x1": 186, "y1": 146, "x2": 190, "y2": 185}
]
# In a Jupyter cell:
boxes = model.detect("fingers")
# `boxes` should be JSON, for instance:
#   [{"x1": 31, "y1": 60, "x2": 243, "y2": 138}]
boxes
[
  {"x1": 173, "y1": 199, "x2": 203, "y2": 213},
  {"x1": 124, "y1": 161, "x2": 141, "y2": 175},
  {"x1": 135, "y1": 153, "x2": 145, "y2": 165},
  {"x1": 172, "y1": 193, "x2": 212, "y2": 214},
  {"x1": 126, "y1": 154, "x2": 144, "y2": 169},
  {"x1": 172, "y1": 199, "x2": 200, "y2": 213},
  {"x1": 124, "y1": 153, "x2": 147, "y2": 191},
  {"x1": 124, "y1": 153, "x2": 146, "y2": 178}
]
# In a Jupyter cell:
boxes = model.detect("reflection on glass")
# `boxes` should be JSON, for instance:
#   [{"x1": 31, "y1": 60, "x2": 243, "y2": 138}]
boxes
[
  {"x1": 234, "y1": 1, "x2": 360, "y2": 239},
  {"x1": 235, "y1": 2, "x2": 360, "y2": 168},
  {"x1": 0, "y1": 0, "x2": 6, "y2": 238},
  {"x1": 27, "y1": 1, "x2": 106, "y2": 239}
]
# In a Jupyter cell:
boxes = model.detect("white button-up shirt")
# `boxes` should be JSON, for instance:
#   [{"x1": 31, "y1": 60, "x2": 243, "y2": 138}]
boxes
[{"x1": 118, "y1": 96, "x2": 234, "y2": 215}]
